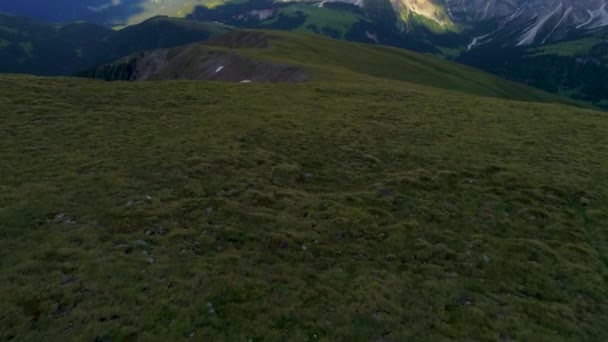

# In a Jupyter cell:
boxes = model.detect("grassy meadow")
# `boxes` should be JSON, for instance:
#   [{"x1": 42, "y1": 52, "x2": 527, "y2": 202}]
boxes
[{"x1": 1, "y1": 71, "x2": 608, "y2": 340}]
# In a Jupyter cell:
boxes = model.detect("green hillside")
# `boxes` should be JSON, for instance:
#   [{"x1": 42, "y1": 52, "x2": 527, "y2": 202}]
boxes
[
  {"x1": 2, "y1": 30, "x2": 608, "y2": 340},
  {"x1": 0, "y1": 14, "x2": 230, "y2": 75},
  {"x1": 244, "y1": 31, "x2": 566, "y2": 103},
  {"x1": 260, "y1": 4, "x2": 363, "y2": 39},
  {"x1": 85, "y1": 30, "x2": 574, "y2": 106}
]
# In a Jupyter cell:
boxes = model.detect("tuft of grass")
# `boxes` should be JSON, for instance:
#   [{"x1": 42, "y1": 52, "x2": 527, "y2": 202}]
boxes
[{"x1": 1, "y1": 73, "x2": 608, "y2": 340}]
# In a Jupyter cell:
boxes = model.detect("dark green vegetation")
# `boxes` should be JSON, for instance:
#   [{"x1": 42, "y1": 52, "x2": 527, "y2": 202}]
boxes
[
  {"x1": 2, "y1": 29, "x2": 608, "y2": 339},
  {"x1": 0, "y1": 14, "x2": 230, "y2": 75},
  {"x1": 187, "y1": 0, "x2": 440, "y2": 52},
  {"x1": 457, "y1": 28, "x2": 608, "y2": 108}
]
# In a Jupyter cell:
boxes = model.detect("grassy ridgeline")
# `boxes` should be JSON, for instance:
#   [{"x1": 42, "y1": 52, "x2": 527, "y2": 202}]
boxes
[
  {"x1": 83, "y1": 30, "x2": 580, "y2": 107},
  {"x1": 1, "y1": 74, "x2": 607, "y2": 340}
]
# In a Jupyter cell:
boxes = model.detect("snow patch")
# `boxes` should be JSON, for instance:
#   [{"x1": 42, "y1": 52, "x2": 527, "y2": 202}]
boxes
[
  {"x1": 88, "y1": 0, "x2": 121, "y2": 12},
  {"x1": 541, "y1": 6, "x2": 573, "y2": 44},
  {"x1": 587, "y1": 3, "x2": 608, "y2": 29},
  {"x1": 215, "y1": 66, "x2": 224, "y2": 73},
  {"x1": 248, "y1": 9, "x2": 276, "y2": 21},
  {"x1": 240, "y1": 80, "x2": 252, "y2": 83},
  {"x1": 467, "y1": 33, "x2": 491, "y2": 51},
  {"x1": 516, "y1": 4, "x2": 563, "y2": 46},
  {"x1": 366, "y1": 31, "x2": 379, "y2": 44}
]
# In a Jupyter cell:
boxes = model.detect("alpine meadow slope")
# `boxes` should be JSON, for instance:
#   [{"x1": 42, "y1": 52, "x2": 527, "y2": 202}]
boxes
[
  {"x1": 79, "y1": 30, "x2": 575, "y2": 106},
  {"x1": 2, "y1": 28, "x2": 608, "y2": 340}
]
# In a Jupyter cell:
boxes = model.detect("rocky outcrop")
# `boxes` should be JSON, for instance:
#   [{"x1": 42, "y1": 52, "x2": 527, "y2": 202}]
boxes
[
  {"x1": 78, "y1": 33, "x2": 307, "y2": 83},
  {"x1": 447, "y1": 0, "x2": 608, "y2": 44}
]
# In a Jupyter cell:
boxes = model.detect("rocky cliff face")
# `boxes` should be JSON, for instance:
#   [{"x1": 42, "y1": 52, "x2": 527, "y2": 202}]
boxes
[
  {"x1": 379, "y1": 0, "x2": 608, "y2": 44},
  {"x1": 447, "y1": 0, "x2": 608, "y2": 44}
]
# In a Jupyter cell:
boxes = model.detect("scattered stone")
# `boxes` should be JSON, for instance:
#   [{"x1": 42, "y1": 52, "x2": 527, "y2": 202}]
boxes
[
  {"x1": 301, "y1": 244, "x2": 307, "y2": 251},
  {"x1": 372, "y1": 311, "x2": 389, "y2": 321},
  {"x1": 457, "y1": 294, "x2": 475, "y2": 307},
  {"x1": 134, "y1": 240, "x2": 149, "y2": 247},
  {"x1": 302, "y1": 172, "x2": 314, "y2": 179},
  {"x1": 193, "y1": 241, "x2": 203, "y2": 255},
  {"x1": 142, "y1": 250, "x2": 150, "y2": 257},
  {"x1": 374, "y1": 335, "x2": 394, "y2": 342},
  {"x1": 207, "y1": 302, "x2": 216, "y2": 315},
  {"x1": 50, "y1": 212, "x2": 76, "y2": 225},
  {"x1": 145, "y1": 223, "x2": 168, "y2": 236},
  {"x1": 51, "y1": 302, "x2": 68, "y2": 318},
  {"x1": 146, "y1": 257, "x2": 154, "y2": 264},
  {"x1": 189, "y1": 332, "x2": 196, "y2": 338},
  {"x1": 206, "y1": 207, "x2": 214, "y2": 214},
  {"x1": 482, "y1": 254, "x2": 491, "y2": 263},
  {"x1": 60, "y1": 274, "x2": 79, "y2": 286},
  {"x1": 146, "y1": 195, "x2": 152, "y2": 200},
  {"x1": 114, "y1": 243, "x2": 133, "y2": 254}
]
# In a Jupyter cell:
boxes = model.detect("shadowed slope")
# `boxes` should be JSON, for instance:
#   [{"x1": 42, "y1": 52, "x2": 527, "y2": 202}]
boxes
[{"x1": 1, "y1": 74, "x2": 607, "y2": 340}]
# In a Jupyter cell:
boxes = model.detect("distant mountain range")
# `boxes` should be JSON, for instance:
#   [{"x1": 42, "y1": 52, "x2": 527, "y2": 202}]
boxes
[
  {"x1": 2, "y1": 0, "x2": 607, "y2": 45},
  {"x1": 1, "y1": 0, "x2": 607, "y2": 106}
]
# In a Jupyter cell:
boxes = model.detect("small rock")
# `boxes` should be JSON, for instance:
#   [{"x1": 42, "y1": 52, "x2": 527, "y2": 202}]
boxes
[
  {"x1": 301, "y1": 244, "x2": 307, "y2": 251},
  {"x1": 53, "y1": 213, "x2": 66, "y2": 222},
  {"x1": 114, "y1": 244, "x2": 133, "y2": 254},
  {"x1": 145, "y1": 223, "x2": 168, "y2": 236},
  {"x1": 126, "y1": 200, "x2": 134, "y2": 207},
  {"x1": 60, "y1": 274, "x2": 79, "y2": 286},
  {"x1": 206, "y1": 207, "x2": 214, "y2": 213},
  {"x1": 134, "y1": 240, "x2": 148, "y2": 247},
  {"x1": 372, "y1": 311, "x2": 388, "y2": 321},
  {"x1": 146, "y1": 195, "x2": 152, "y2": 200},
  {"x1": 142, "y1": 250, "x2": 150, "y2": 257},
  {"x1": 457, "y1": 294, "x2": 475, "y2": 307},
  {"x1": 50, "y1": 212, "x2": 76, "y2": 225},
  {"x1": 207, "y1": 302, "x2": 216, "y2": 315},
  {"x1": 51, "y1": 302, "x2": 68, "y2": 318},
  {"x1": 303, "y1": 172, "x2": 313, "y2": 179},
  {"x1": 146, "y1": 257, "x2": 154, "y2": 264},
  {"x1": 482, "y1": 254, "x2": 491, "y2": 263},
  {"x1": 189, "y1": 332, "x2": 196, "y2": 338}
]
